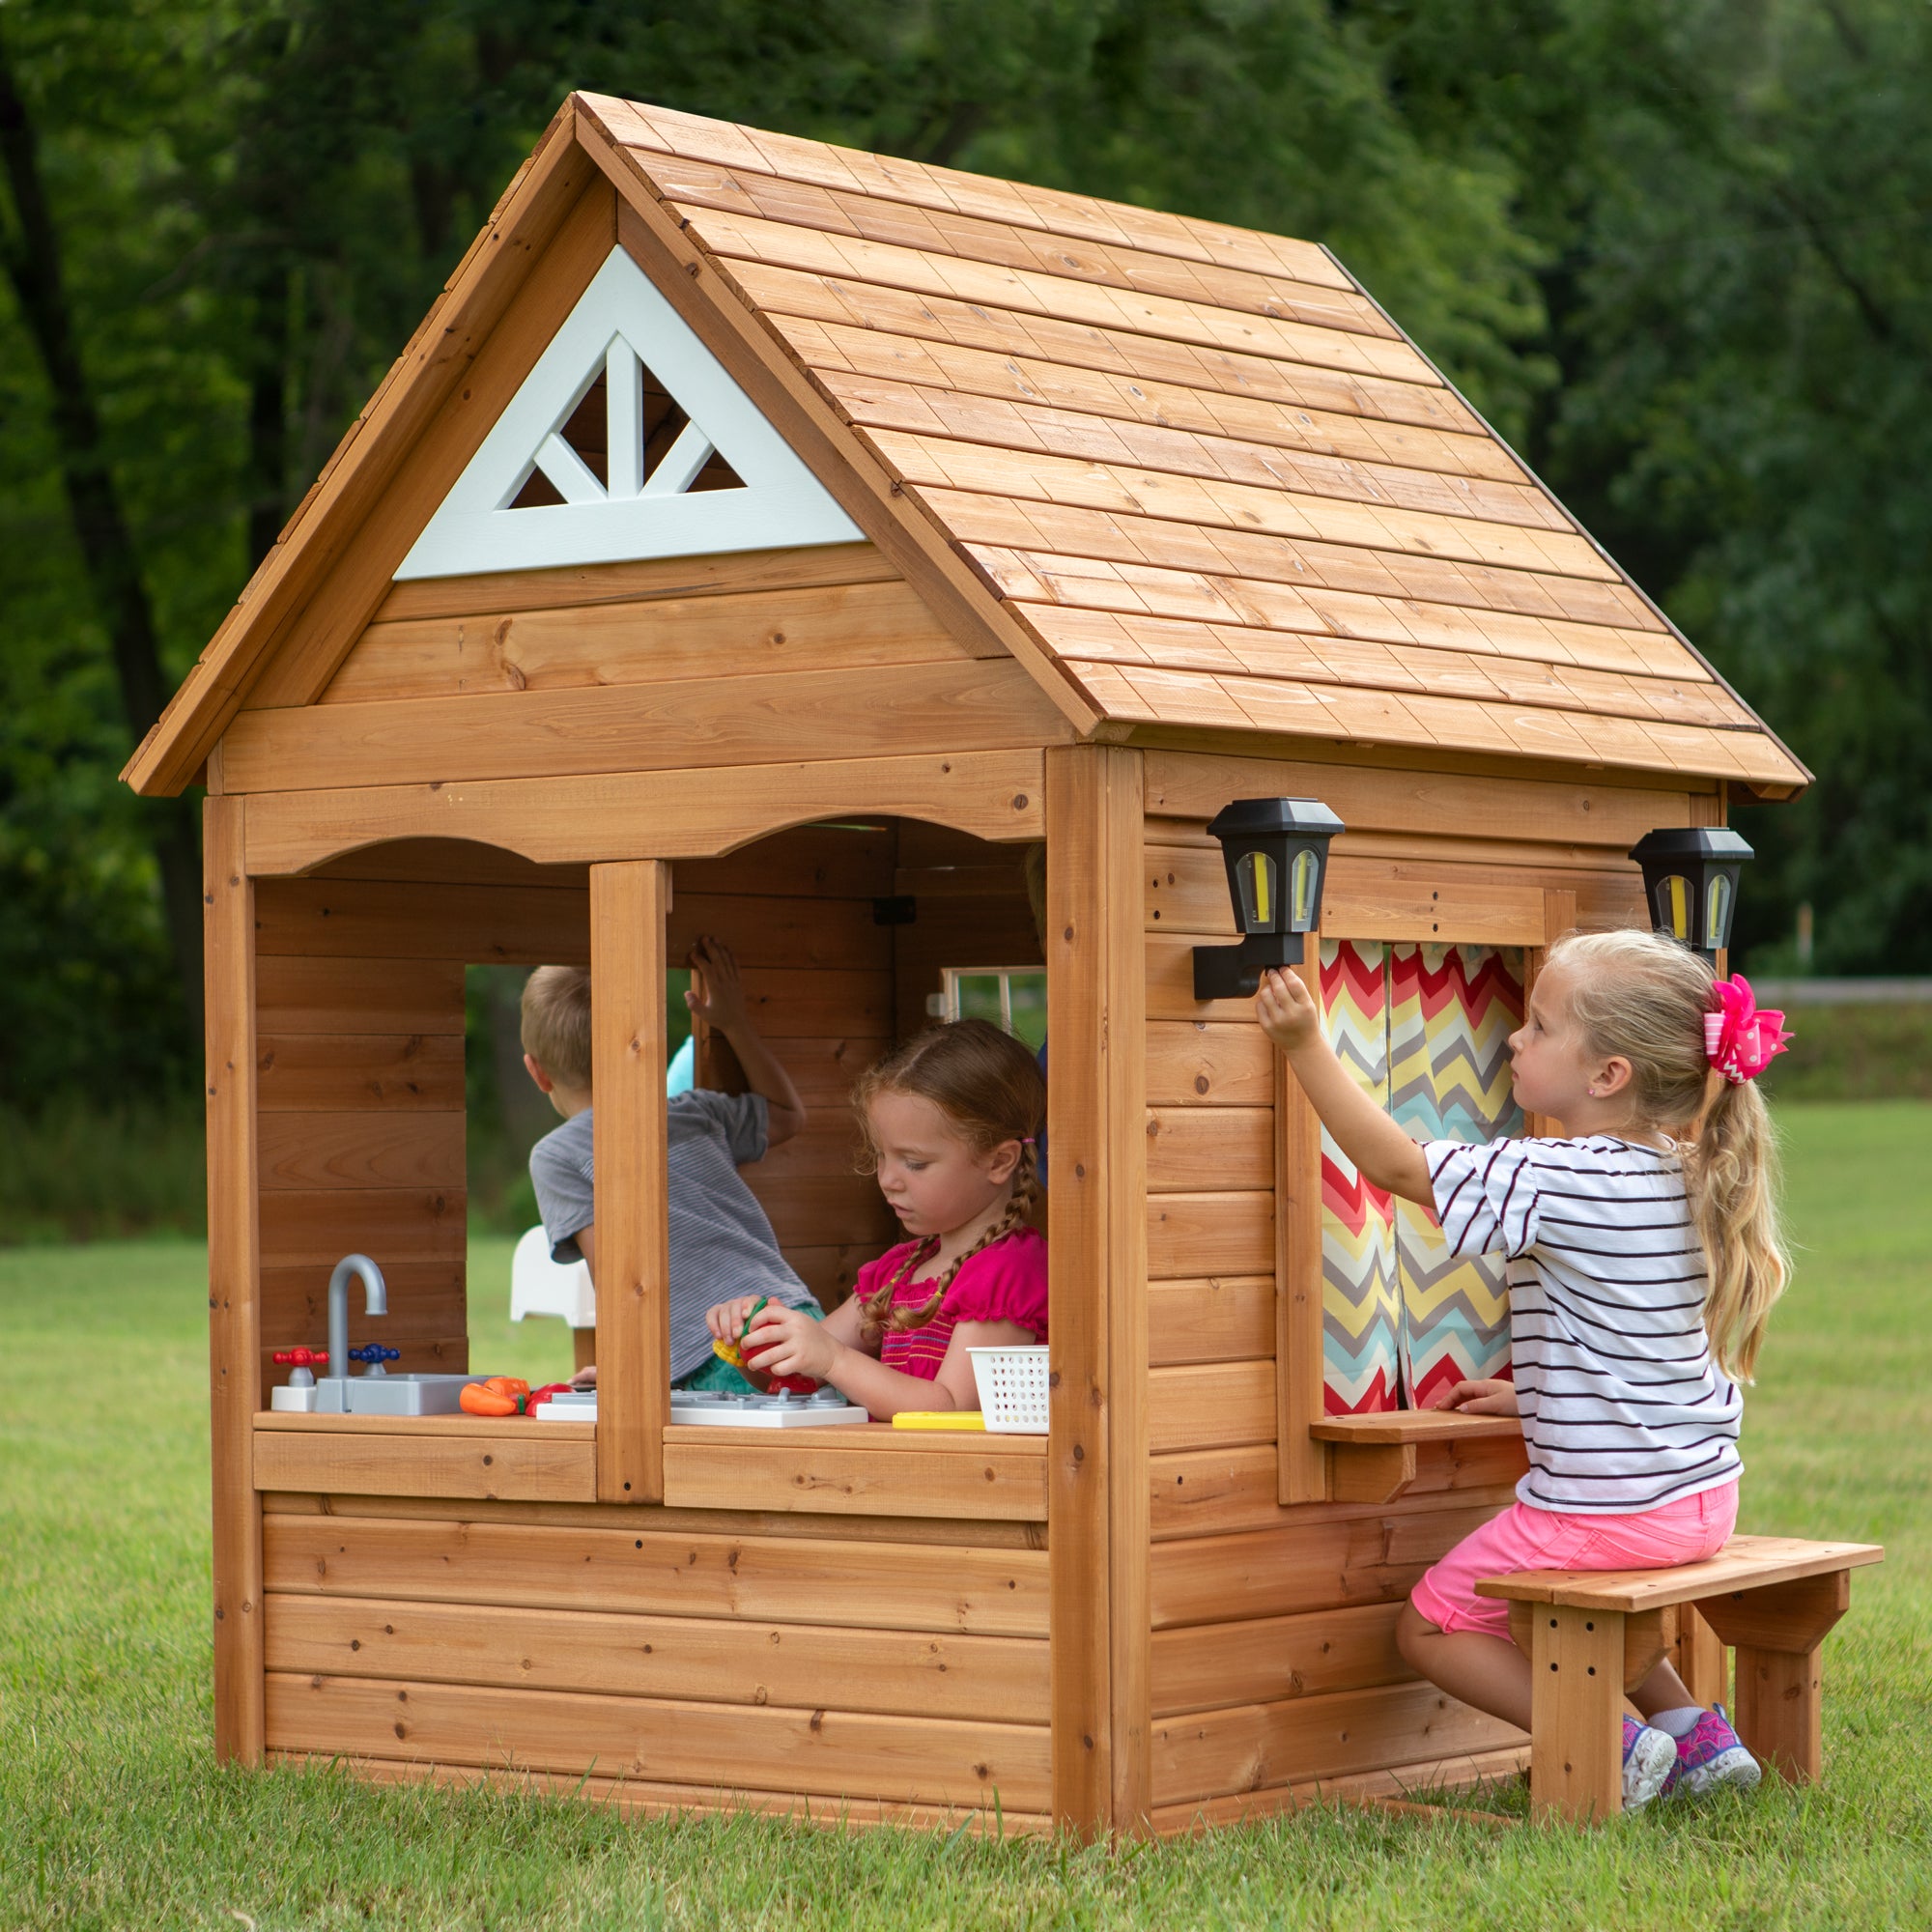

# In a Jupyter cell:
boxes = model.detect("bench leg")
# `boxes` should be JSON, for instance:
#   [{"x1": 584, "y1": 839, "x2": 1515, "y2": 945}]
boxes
[
  {"x1": 1529, "y1": 1605, "x2": 1627, "y2": 1822},
  {"x1": 1670, "y1": 1603, "x2": 1729, "y2": 1710},
  {"x1": 1695, "y1": 1572, "x2": 1848, "y2": 1783}
]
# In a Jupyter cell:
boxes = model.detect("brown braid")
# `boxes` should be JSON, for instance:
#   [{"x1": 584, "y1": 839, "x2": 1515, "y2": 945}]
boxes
[{"x1": 850, "y1": 1017, "x2": 1047, "y2": 1346}]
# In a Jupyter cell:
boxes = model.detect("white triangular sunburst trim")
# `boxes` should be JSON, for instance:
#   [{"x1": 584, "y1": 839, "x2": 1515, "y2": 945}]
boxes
[{"x1": 396, "y1": 246, "x2": 861, "y2": 580}]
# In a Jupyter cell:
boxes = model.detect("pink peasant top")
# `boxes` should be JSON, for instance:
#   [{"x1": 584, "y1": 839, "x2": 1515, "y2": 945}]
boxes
[{"x1": 857, "y1": 1226, "x2": 1049, "y2": 1386}]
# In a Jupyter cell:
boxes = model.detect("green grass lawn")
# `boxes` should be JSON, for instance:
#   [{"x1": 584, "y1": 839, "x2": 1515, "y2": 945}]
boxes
[{"x1": 2, "y1": 1103, "x2": 1928, "y2": 1929}]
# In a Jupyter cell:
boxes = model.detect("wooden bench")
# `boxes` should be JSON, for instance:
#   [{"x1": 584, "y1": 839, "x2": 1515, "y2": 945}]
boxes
[{"x1": 1478, "y1": 1534, "x2": 1884, "y2": 1822}]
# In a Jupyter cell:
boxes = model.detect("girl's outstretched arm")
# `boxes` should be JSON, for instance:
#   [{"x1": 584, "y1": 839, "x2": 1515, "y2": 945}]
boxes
[{"x1": 1257, "y1": 969, "x2": 1433, "y2": 1207}]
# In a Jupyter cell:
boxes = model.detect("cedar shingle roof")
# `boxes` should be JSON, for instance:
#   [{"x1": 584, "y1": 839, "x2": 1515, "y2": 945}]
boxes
[
  {"x1": 125, "y1": 95, "x2": 1805, "y2": 797},
  {"x1": 588, "y1": 95, "x2": 1804, "y2": 793}
]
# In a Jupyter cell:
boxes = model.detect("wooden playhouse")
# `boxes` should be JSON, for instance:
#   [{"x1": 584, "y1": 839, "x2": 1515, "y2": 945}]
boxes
[{"x1": 125, "y1": 94, "x2": 1812, "y2": 1836}]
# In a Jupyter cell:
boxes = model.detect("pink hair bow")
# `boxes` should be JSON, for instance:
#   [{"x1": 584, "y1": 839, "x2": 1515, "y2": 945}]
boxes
[{"x1": 1704, "y1": 975, "x2": 1792, "y2": 1085}]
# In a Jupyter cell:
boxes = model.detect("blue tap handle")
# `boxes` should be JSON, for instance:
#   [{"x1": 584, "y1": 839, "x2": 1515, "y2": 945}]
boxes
[{"x1": 348, "y1": 1344, "x2": 400, "y2": 1365}]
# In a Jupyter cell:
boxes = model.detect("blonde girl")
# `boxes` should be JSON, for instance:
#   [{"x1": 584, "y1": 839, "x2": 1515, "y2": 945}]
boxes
[
  {"x1": 707, "y1": 1018, "x2": 1047, "y2": 1420},
  {"x1": 1258, "y1": 929, "x2": 1791, "y2": 1808}
]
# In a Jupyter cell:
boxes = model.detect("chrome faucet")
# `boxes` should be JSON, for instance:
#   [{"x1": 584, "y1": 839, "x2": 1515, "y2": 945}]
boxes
[{"x1": 327, "y1": 1254, "x2": 387, "y2": 1379}]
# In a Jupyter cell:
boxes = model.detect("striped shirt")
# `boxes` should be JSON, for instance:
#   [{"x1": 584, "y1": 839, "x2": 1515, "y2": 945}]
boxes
[{"x1": 1426, "y1": 1135, "x2": 1743, "y2": 1516}]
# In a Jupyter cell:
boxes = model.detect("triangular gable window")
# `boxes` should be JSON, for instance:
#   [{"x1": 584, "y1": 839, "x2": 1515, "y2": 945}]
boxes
[{"x1": 398, "y1": 246, "x2": 860, "y2": 580}]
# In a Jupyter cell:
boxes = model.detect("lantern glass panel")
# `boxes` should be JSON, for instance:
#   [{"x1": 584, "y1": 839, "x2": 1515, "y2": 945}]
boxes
[
  {"x1": 1236, "y1": 850, "x2": 1276, "y2": 933},
  {"x1": 1654, "y1": 873, "x2": 1693, "y2": 942},
  {"x1": 1290, "y1": 847, "x2": 1320, "y2": 932},
  {"x1": 1704, "y1": 873, "x2": 1733, "y2": 952}
]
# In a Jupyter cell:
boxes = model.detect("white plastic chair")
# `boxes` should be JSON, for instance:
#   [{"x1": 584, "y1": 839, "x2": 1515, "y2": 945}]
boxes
[{"x1": 509, "y1": 1224, "x2": 596, "y2": 1329}]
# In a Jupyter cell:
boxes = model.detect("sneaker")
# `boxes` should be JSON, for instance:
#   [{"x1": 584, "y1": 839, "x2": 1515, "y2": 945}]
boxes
[
  {"x1": 1622, "y1": 1716, "x2": 1677, "y2": 1810},
  {"x1": 1662, "y1": 1704, "x2": 1762, "y2": 1800}
]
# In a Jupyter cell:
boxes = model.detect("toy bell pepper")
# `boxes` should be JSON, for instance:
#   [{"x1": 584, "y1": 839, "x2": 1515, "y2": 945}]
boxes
[
  {"x1": 460, "y1": 1376, "x2": 531, "y2": 1417},
  {"x1": 712, "y1": 1296, "x2": 819, "y2": 1396}
]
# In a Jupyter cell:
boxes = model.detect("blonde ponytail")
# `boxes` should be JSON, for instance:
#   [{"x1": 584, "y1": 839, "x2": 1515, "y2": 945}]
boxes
[{"x1": 1547, "y1": 930, "x2": 1789, "y2": 1381}]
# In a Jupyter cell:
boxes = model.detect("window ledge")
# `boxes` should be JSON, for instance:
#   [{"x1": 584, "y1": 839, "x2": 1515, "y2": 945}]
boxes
[{"x1": 1311, "y1": 1410, "x2": 1525, "y2": 1505}]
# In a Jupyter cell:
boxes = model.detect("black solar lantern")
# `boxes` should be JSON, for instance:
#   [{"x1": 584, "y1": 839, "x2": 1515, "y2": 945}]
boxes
[
  {"x1": 1628, "y1": 827, "x2": 1753, "y2": 959},
  {"x1": 1194, "y1": 798, "x2": 1345, "y2": 1001}
]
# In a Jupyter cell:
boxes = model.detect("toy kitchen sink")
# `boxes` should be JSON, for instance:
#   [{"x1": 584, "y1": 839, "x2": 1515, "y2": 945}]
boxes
[{"x1": 268, "y1": 1252, "x2": 499, "y2": 1417}]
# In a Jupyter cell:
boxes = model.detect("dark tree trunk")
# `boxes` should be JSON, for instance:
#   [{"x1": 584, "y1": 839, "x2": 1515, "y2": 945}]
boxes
[{"x1": 0, "y1": 31, "x2": 204, "y2": 1041}]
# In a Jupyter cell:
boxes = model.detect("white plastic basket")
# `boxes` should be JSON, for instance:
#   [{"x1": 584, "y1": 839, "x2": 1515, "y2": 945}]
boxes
[{"x1": 967, "y1": 1345, "x2": 1050, "y2": 1435}]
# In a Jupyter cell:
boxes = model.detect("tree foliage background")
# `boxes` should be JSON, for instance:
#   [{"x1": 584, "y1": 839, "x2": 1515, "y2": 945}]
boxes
[{"x1": 3, "y1": 0, "x2": 1927, "y2": 1111}]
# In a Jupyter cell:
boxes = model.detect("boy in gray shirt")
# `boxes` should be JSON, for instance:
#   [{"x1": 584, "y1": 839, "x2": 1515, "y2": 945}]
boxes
[{"x1": 520, "y1": 938, "x2": 821, "y2": 1388}]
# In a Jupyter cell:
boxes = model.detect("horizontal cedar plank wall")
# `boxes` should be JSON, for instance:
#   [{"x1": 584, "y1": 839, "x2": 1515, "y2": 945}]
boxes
[
  {"x1": 240, "y1": 751, "x2": 1047, "y2": 877},
  {"x1": 1149, "y1": 1363, "x2": 1274, "y2": 1456},
  {"x1": 257, "y1": 1112, "x2": 464, "y2": 1191},
  {"x1": 1151, "y1": 1680, "x2": 1521, "y2": 1805},
  {"x1": 257, "y1": 1188, "x2": 465, "y2": 1269},
  {"x1": 661, "y1": 1439, "x2": 1048, "y2": 1521},
  {"x1": 1151, "y1": 1505, "x2": 1499, "y2": 1629},
  {"x1": 1147, "y1": 1277, "x2": 1273, "y2": 1367},
  {"x1": 220, "y1": 659, "x2": 1069, "y2": 795},
  {"x1": 323, "y1": 577, "x2": 989, "y2": 707},
  {"x1": 1150, "y1": 1444, "x2": 1520, "y2": 1542},
  {"x1": 1145, "y1": 1022, "x2": 1274, "y2": 1108},
  {"x1": 261, "y1": 1489, "x2": 1044, "y2": 1550},
  {"x1": 675, "y1": 824, "x2": 895, "y2": 901},
  {"x1": 256, "y1": 957, "x2": 464, "y2": 1035},
  {"x1": 1146, "y1": 1191, "x2": 1272, "y2": 1278},
  {"x1": 264, "y1": 1593, "x2": 1048, "y2": 1723},
  {"x1": 253, "y1": 1430, "x2": 594, "y2": 1504},
  {"x1": 262, "y1": 1512, "x2": 1048, "y2": 1636},
  {"x1": 366, "y1": 542, "x2": 898, "y2": 626},
  {"x1": 265, "y1": 1673, "x2": 1050, "y2": 1811},
  {"x1": 253, "y1": 880, "x2": 589, "y2": 966},
  {"x1": 785, "y1": 1244, "x2": 874, "y2": 1307},
  {"x1": 1147, "y1": 840, "x2": 1642, "y2": 947},
  {"x1": 668, "y1": 895, "x2": 891, "y2": 972},
  {"x1": 1151, "y1": 1601, "x2": 1406, "y2": 1719},
  {"x1": 1145, "y1": 1108, "x2": 1271, "y2": 1192},
  {"x1": 257, "y1": 1035, "x2": 465, "y2": 1112},
  {"x1": 1143, "y1": 749, "x2": 1697, "y2": 848},
  {"x1": 305, "y1": 1754, "x2": 1049, "y2": 1836},
  {"x1": 1147, "y1": 1747, "x2": 1531, "y2": 1834}
]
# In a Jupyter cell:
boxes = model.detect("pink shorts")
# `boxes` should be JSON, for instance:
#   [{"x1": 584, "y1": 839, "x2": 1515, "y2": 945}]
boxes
[{"x1": 1411, "y1": 1481, "x2": 1740, "y2": 1639}]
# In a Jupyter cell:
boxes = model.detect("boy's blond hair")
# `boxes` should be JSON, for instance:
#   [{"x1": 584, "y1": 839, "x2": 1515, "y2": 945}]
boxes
[{"x1": 521, "y1": 966, "x2": 592, "y2": 1090}]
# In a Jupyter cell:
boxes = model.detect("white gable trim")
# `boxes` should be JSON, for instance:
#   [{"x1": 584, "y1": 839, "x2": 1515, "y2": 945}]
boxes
[{"x1": 396, "y1": 246, "x2": 861, "y2": 580}]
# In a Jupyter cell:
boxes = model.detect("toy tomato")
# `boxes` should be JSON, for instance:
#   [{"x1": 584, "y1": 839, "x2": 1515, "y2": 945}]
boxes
[{"x1": 714, "y1": 1298, "x2": 819, "y2": 1396}]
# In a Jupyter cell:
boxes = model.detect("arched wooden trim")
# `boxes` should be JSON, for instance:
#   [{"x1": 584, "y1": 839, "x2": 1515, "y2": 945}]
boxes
[{"x1": 238, "y1": 750, "x2": 1045, "y2": 877}]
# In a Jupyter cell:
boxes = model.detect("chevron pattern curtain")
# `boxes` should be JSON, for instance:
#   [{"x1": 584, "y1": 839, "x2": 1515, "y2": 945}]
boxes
[{"x1": 1319, "y1": 940, "x2": 1525, "y2": 1413}]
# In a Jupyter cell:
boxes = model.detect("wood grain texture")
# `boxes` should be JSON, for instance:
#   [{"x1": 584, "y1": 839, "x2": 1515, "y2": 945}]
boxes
[
  {"x1": 1151, "y1": 1505, "x2": 1500, "y2": 1630},
  {"x1": 368, "y1": 541, "x2": 895, "y2": 625},
  {"x1": 262, "y1": 1510, "x2": 1050, "y2": 1635},
  {"x1": 1527, "y1": 1605, "x2": 1625, "y2": 1822},
  {"x1": 591, "y1": 861, "x2": 669, "y2": 1503},
  {"x1": 1148, "y1": 1363, "x2": 1275, "y2": 1456},
  {"x1": 662, "y1": 1435, "x2": 1048, "y2": 1521},
  {"x1": 1145, "y1": 1021, "x2": 1274, "y2": 1108},
  {"x1": 252, "y1": 1427, "x2": 597, "y2": 1503},
  {"x1": 253, "y1": 878, "x2": 589, "y2": 965},
  {"x1": 1150, "y1": 1601, "x2": 1407, "y2": 1718},
  {"x1": 1146, "y1": 1190, "x2": 1274, "y2": 1280},
  {"x1": 254, "y1": 956, "x2": 466, "y2": 1035},
  {"x1": 1275, "y1": 944, "x2": 1326, "y2": 1504},
  {"x1": 1144, "y1": 1108, "x2": 1272, "y2": 1192},
  {"x1": 205, "y1": 797, "x2": 265, "y2": 1764},
  {"x1": 242, "y1": 750, "x2": 1046, "y2": 876},
  {"x1": 1146, "y1": 1276, "x2": 1274, "y2": 1367},
  {"x1": 1044, "y1": 743, "x2": 1151, "y2": 1834},
  {"x1": 255, "y1": 1034, "x2": 466, "y2": 1113},
  {"x1": 265, "y1": 1671, "x2": 1050, "y2": 1810},
  {"x1": 222, "y1": 658, "x2": 1070, "y2": 796},
  {"x1": 264, "y1": 1592, "x2": 1049, "y2": 1723},
  {"x1": 325, "y1": 576, "x2": 982, "y2": 706},
  {"x1": 1151, "y1": 1679, "x2": 1521, "y2": 1806},
  {"x1": 256, "y1": 1112, "x2": 466, "y2": 1191}
]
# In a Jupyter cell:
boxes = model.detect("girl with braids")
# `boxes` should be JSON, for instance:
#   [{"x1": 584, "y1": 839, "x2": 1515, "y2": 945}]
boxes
[
  {"x1": 706, "y1": 1018, "x2": 1048, "y2": 1421},
  {"x1": 1258, "y1": 929, "x2": 1792, "y2": 1809}
]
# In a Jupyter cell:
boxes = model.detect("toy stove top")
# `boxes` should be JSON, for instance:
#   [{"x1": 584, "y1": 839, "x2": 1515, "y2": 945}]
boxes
[{"x1": 669, "y1": 1386, "x2": 870, "y2": 1428}]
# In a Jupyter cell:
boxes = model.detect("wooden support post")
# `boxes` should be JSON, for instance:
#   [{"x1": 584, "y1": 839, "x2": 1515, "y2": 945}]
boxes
[
  {"x1": 590, "y1": 861, "x2": 669, "y2": 1504},
  {"x1": 1274, "y1": 932, "x2": 1327, "y2": 1505},
  {"x1": 204, "y1": 796, "x2": 264, "y2": 1764},
  {"x1": 1047, "y1": 745, "x2": 1150, "y2": 1837},
  {"x1": 1672, "y1": 1603, "x2": 1729, "y2": 1711},
  {"x1": 1697, "y1": 1572, "x2": 1849, "y2": 1782},
  {"x1": 1528, "y1": 1605, "x2": 1626, "y2": 1823},
  {"x1": 1329, "y1": 1442, "x2": 1414, "y2": 1505}
]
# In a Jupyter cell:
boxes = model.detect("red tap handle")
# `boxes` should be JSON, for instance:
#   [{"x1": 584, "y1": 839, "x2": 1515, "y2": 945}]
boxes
[{"x1": 273, "y1": 1348, "x2": 327, "y2": 1366}]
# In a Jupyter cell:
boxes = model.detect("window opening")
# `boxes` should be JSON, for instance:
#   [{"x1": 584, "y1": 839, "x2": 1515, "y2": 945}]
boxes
[{"x1": 939, "y1": 966, "x2": 1047, "y2": 1050}]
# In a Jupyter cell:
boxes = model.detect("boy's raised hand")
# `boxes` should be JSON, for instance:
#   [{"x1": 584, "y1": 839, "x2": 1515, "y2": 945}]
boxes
[
  {"x1": 686, "y1": 935, "x2": 750, "y2": 1032},
  {"x1": 1256, "y1": 966, "x2": 1320, "y2": 1052}
]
